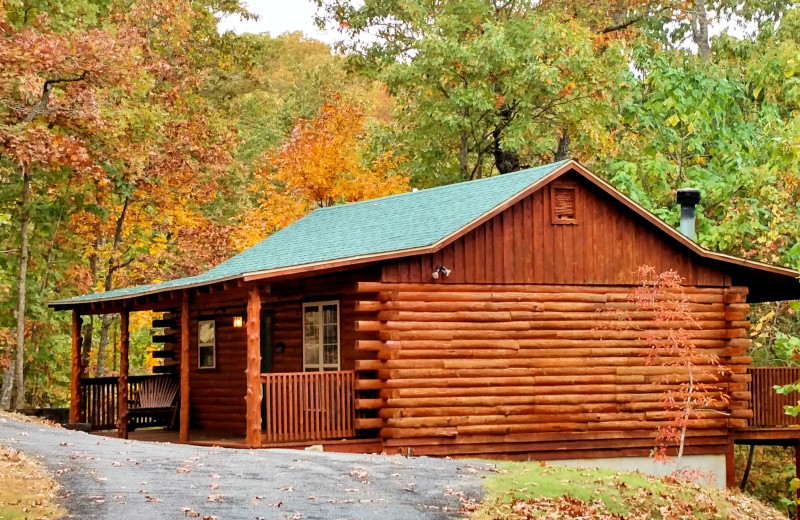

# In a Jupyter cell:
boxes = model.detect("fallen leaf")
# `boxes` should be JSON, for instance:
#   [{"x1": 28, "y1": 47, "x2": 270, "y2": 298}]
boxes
[
  {"x1": 207, "y1": 494, "x2": 225, "y2": 502},
  {"x1": 176, "y1": 467, "x2": 191, "y2": 473}
]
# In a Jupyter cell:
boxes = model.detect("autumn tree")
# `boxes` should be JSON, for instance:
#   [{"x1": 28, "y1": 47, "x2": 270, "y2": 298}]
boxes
[
  {"x1": 236, "y1": 100, "x2": 409, "y2": 249},
  {"x1": 0, "y1": 7, "x2": 142, "y2": 408},
  {"x1": 0, "y1": 0, "x2": 246, "y2": 404},
  {"x1": 628, "y1": 266, "x2": 730, "y2": 463}
]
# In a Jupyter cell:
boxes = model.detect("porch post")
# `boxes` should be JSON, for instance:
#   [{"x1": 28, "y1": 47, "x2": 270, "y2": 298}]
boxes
[
  {"x1": 180, "y1": 291, "x2": 190, "y2": 442},
  {"x1": 245, "y1": 286, "x2": 262, "y2": 447},
  {"x1": 118, "y1": 308, "x2": 129, "y2": 439},
  {"x1": 69, "y1": 309, "x2": 82, "y2": 424}
]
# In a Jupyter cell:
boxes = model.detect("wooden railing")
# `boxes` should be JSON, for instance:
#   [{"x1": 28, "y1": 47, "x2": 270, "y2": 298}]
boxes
[
  {"x1": 261, "y1": 370, "x2": 356, "y2": 443},
  {"x1": 80, "y1": 375, "x2": 174, "y2": 431},
  {"x1": 748, "y1": 367, "x2": 800, "y2": 428}
]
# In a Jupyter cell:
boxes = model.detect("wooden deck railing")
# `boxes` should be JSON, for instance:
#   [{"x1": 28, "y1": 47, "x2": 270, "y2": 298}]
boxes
[
  {"x1": 748, "y1": 367, "x2": 800, "y2": 428},
  {"x1": 80, "y1": 375, "x2": 173, "y2": 431},
  {"x1": 261, "y1": 370, "x2": 356, "y2": 443}
]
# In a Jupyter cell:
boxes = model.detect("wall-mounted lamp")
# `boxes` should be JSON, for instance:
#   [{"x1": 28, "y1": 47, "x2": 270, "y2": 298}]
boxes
[
  {"x1": 432, "y1": 265, "x2": 451, "y2": 279},
  {"x1": 232, "y1": 316, "x2": 244, "y2": 328}
]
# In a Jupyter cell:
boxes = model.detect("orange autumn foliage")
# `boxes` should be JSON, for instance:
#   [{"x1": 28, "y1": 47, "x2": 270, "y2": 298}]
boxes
[{"x1": 235, "y1": 100, "x2": 409, "y2": 249}]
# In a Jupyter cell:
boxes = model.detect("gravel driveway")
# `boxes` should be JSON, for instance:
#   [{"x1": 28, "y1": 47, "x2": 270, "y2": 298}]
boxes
[{"x1": 0, "y1": 417, "x2": 486, "y2": 519}]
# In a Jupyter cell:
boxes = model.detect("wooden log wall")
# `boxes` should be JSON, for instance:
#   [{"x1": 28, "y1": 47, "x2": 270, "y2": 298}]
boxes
[
  {"x1": 264, "y1": 268, "x2": 381, "y2": 374},
  {"x1": 171, "y1": 267, "x2": 381, "y2": 434},
  {"x1": 382, "y1": 174, "x2": 728, "y2": 287},
  {"x1": 354, "y1": 282, "x2": 752, "y2": 459},
  {"x1": 172, "y1": 303, "x2": 248, "y2": 432}
]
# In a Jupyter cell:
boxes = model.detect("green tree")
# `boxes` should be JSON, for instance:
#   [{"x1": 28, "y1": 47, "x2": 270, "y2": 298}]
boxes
[{"x1": 316, "y1": 0, "x2": 627, "y2": 185}]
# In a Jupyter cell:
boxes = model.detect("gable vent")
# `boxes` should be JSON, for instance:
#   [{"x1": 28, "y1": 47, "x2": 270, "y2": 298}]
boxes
[{"x1": 554, "y1": 188, "x2": 576, "y2": 219}]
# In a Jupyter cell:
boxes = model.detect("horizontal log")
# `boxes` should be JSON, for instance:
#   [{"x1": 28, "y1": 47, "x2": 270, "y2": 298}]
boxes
[
  {"x1": 378, "y1": 328, "x2": 731, "y2": 342},
  {"x1": 377, "y1": 347, "x2": 728, "y2": 361},
  {"x1": 379, "y1": 427, "x2": 458, "y2": 439},
  {"x1": 367, "y1": 319, "x2": 726, "y2": 332},
  {"x1": 355, "y1": 379, "x2": 384, "y2": 391},
  {"x1": 383, "y1": 412, "x2": 647, "y2": 429},
  {"x1": 150, "y1": 350, "x2": 175, "y2": 359},
  {"x1": 377, "y1": 310, "x2": 727, "y2": 323},
  {"x1": 384, "y1": 338, "x2": 728, "y2": 349},
  {"x1": 358, "y1": 299, "x2": 726, "y2": 313},
  {"x1": 379, "y1": 383, "x2": 696, "y2": 399},
  {"x1": 377, "y1": 291, "x2": 609, "y2": 303},
  {"x1": 152, "y1": 334, "x2": 177, "y2": 343},
  {"x1": 381, "y1": 427, "x2": 730, "y2": 447},
  {"x1": 357, "y1": 282, "x2": 728, "y2": 295},
  {"x1": 355, "y1": 340, "x2": 383, "y2": 351},
  {"x1": 355, "y1": 418, "x2": 383, "y2": 429},
  {"x1": 355, "y1": 398, "x2": 383, "y2": 410},
  {"x1": 360, "y1": 357, "x2": 729, "y2": 371}
]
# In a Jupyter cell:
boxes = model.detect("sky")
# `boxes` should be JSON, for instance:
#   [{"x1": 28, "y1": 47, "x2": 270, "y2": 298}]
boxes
[{"x1": 217, "y1": 0, "x2": 340, "y2": 44}]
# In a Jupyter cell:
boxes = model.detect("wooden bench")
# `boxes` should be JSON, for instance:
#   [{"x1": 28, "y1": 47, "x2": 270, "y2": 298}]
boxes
[{"x1": 129, "y1": 376, "x2": 179, "y2": 430}]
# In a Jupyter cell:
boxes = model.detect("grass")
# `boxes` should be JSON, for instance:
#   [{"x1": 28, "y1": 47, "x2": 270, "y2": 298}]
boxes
[
  {"x1": 0, "y1": 445, "x2": 64, "y2": 520},
  {"x1": 473, "y1": 460, "x2": 788, "y2": 520}
]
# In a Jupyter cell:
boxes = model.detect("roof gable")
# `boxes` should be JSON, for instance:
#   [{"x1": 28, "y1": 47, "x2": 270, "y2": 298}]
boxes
[{"x1": 52, "y1": 160, "x2": 570, "y2": 305}]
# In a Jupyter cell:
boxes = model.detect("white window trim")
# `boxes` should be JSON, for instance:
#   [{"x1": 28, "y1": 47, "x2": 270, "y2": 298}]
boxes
[
  {"x1": 302, "y1": 300, "x2": 340, "y2": 372},
  {"x1": 197, "y1": 319, "x2": 217, "y2": 369}
]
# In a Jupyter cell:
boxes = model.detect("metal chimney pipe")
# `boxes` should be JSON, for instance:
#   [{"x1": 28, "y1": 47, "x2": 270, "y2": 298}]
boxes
[{"x1": 676, "y1": 188, "x2": 701, "y2": 240}]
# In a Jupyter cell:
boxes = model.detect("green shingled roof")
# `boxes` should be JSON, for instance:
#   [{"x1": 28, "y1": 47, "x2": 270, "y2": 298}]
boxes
[{"x1": 52, "y1": 160, "x2": 570, "y2": 305}]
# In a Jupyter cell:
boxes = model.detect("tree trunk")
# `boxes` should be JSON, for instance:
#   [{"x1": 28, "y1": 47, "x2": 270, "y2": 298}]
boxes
[
  {"x1": 458, "y1": 131, "x2": 469, "y2": 180},
  {"x1": 0, "y1": 361, "x2": 14, "y2": 409},
  {"x1": 81, "y1": 238, "x2": 99, "y2": 374},
  {"x1": 691, "y1": 0, "x2": 711, "y2": 60},
  {"x1": 96, "y1": 314, "x2": 112, "y2": 376},
  {"x1": 492, "y1": 104, "x2": 525, "y2": 174},
  {"x1": 81, "y1": 316, "x2": 94, "y2": 376},
  {"x1": 554, "y1": 128, "x2": 571, "y2": 161},
  {"x1": 12, "y1": 165, "x2": 31, "y2": 409},
  {"x1": 96, "y1": 196, "x2": 130, "y2": 376},
  {"x1": 492, "y1": 125, "x2": 521, "y2": 174}
]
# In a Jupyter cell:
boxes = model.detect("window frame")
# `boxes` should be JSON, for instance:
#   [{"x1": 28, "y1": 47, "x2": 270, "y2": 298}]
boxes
[
  {"x1": 302, "y1": 300, "x2": 341, "y2": 372},
  {"x1": 197, "y1": 319, "x2": 217, "y2": 369},
  {"x1": 550, "y1": 181, "x2": 579, "y2": 225}
]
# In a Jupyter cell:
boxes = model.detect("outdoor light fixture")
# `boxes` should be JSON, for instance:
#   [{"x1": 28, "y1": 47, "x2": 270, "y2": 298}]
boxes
[
  {"x1": 232, "y1": 316, "x2": 244, "y2": 328},
  {"x1": 432, "y1": 265, "x2": 451, "y2": 279}
]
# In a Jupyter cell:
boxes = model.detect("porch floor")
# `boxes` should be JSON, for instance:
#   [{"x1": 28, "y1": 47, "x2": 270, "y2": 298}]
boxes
[{"x1": 94, "y1": 429, "x2": 382, "y2": 452}]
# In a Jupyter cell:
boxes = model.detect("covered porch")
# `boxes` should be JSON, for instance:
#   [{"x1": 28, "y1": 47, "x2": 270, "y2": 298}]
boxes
[
  {"x1": 53, "y1": 268, "x2": 381, "y2": 449},
  {"x1": 78, "y1": 369, "x2": 364, "y2": 447}
]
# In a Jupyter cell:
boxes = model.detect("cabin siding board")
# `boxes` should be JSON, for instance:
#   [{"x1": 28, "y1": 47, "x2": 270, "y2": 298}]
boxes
[{"x1": 382, "y1": 175, "x2": 727, "y2": 287}]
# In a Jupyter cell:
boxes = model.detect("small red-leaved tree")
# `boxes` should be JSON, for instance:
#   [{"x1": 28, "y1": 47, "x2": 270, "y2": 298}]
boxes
[{"x1": 628, "y1": 265, "x2": 731, "y2": 463}]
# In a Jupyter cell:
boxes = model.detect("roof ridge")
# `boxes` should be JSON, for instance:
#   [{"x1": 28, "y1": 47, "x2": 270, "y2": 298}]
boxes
[{"x1": 312, "y1": 158, "x2": 573, "y2": 213}]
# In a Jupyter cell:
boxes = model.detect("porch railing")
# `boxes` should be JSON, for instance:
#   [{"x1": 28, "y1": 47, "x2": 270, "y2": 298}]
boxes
[
  {"x1": 748, "y1": 367, "x2": 800, "y2": 428},
  {"x1": 80, "y1": 375, "x2": 172, "y2": 431},
  {"x1": 261, "y1": 370, "x2": 356, "y2": 443}
]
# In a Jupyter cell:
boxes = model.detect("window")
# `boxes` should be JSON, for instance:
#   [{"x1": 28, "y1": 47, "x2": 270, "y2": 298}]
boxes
[
  {"x1": 302, "y1": 301, "x2": 339, "y2": 372},
  {"x1": 551, "y1": 183, "x2": 578, "y2": 224},
  {"x1": 198, "y1": 319, "x2": 216, "y2": 369}
]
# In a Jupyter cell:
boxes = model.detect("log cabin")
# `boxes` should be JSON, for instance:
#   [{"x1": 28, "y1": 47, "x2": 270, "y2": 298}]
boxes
[{"x1": 50, "y1": 159, "x2": 800, "y2": 487}]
